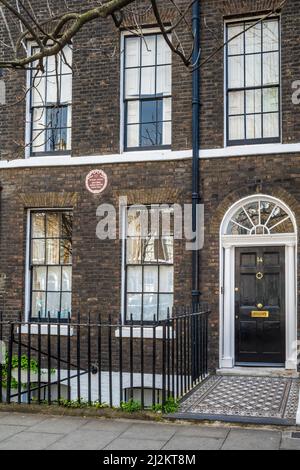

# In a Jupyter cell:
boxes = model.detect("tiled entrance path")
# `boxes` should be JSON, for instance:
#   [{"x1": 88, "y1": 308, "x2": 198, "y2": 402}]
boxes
[
  {"x1": 0, "y1": 412, "x2": 299, "y2": 450},
  {"x1": 173, "y1": 375, "x2": 300, "y2": 426}
]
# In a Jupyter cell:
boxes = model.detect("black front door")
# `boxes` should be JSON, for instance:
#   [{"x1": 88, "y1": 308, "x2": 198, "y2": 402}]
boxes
[{"x1": 235, "y1": 247, "x2": 285, "y2": 366}]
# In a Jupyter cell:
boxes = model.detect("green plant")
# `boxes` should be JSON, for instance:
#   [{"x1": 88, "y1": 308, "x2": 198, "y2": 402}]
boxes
[
  {"x1": 0, "y1": 354, "x2": 54, "y2": 391},
  {"x1": 152, "y1": 397, "x2": 179, "y2": 414},
  {"x1": 57, "y1": 398, "x2": 110, "y2": 409},
  {"x1": 120, "y1": 399, "x2": 142, "y2": 413}
]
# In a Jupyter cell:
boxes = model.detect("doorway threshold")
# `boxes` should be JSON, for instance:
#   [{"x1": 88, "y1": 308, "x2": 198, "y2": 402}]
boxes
[{"x1": 217, "y1": 367, "x2": 299, "y2": 379}]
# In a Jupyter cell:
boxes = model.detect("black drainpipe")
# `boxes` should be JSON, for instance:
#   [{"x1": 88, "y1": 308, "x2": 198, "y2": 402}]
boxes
[{"x1": 192, "y1": 0, "x2": 201, "y2": 307}]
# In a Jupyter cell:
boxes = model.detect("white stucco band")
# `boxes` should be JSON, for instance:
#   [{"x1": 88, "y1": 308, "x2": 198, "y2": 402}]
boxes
[
  {"x1": 219, "y1": 195, "x2": 298, "y2": 371},
  {"x1": 1, "y1": 142, "x2": 300, "y2": 169}
]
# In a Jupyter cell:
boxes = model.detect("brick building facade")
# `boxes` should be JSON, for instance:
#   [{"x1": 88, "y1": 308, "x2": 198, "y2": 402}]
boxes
[{"x1": 0, "y1": 0, "x2": 299, "y2": 377}]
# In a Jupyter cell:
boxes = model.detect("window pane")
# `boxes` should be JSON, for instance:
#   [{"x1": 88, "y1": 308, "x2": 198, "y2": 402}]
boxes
[
  {"x1": 228, "y1": 56, "x2": 244, "y2": 88},
  {"x1": 125, "y1": 37, "x2": 140, "y2": 68},
  {"x1": 263, "y1": 20, "x2": 278, "y2": 52},
  {"x1": 32, "y1": 239, "x2": 45, "y2": 264},
  {"x1": 47, "y1": 266, "x2": 61, "y2": 291},
  {"x1": 127, "y1": 266, "x2": 142, "y2": 292},
  {"x1": 157, "y1": 65, "x2": 171, "y2": 95},
  {"x1": 61, "y1": 292, "x2": 71, "y2": 318},
  {"x1": 158, "y1": 237, "x2": 173, "y2": 264},
  {"x1": 229, "y1": 115, "x2": 244, "y2": 140},
  {"x1": 144, "y1": 266, "x2": 158, "y2": 292},
  {"x1": 47, "y1": 212, "x2": 60, "y2": 237},
  {"x1": 245, "y1": 54, "x2": 261, "y2": 87},
  {"x1": 47, "y1": 292, "x2": 60, "y2": 316},
  {"x1": 263, "y1": 88, "x2": 279, "y2": 112},
  {"x1": 163, "y1": 98, "x2": 172, "y2": 121},
  {"x1": 32, "y1": 267, "x2": 47, "y2": 291},
  {"x1": 32, "y1": 75, "x2": 45, "y2": 106},
  {"x1": 141, "y1": 100, "x2": 157, "y2": 123},
  {"x1": 62, "y1": 266, "x2": 72, "y2": 291},
  {"x1": 60, "y1": 239, "x2": 72, "y2": 264},
  {"x1": 143, "y1": 237, "x2": 157, "y2": 263},
  {"x1": 46, "y1": 75, "x2": 59, "y2": 103},
  {"x1": 142, "y1": 35, "x2": 156, "y2": 66},
  {"x1": 127, "y1": 238, "x2": 141, "y2": 264},
  {"x1": 246, "y1": 114, "x2": 262, "y2": 139},
  {"x1": 32, "y1": 292, "x2": 46, "y2": 318},
  {"x1": 263, "y1": 113, "x2": 279, "y2": 138},
  {"x1": 127, "y1": 294, "x2": 142, "y2": 321},
  {"x1": 263, "y1": 52, "x2": 279, "y2": 85},
  {"x1": 159, "y1": 294, "x2": 173, "y2": 320},
  {"x1": 141, "y1": 67, "x2": 155, "y2": 95},
  {"x1": 227, "y1": 24, "x2": 244, "y2": 55},
  {"x1": 61, "y1": 46, "x2": 73, "y2": 73},
  {"x1": 143, "y1": 294, "x2": 158, "y2": 321},
  {"x1": 32, "y1": 213, "x2": 45, "y2": 238},
  {"x1": 127, "y1": 124, "x2": 139, "y2": 148},
  {"x1": 46, "y1": 239, "x2": 60, "y2": 264},
  {"x1": 125, "y1": 68, "x2": 140, "y2": 97},
  {"x1": 61, "y1": 73, "x2": 72, "y2": 103},
  {"x1": 32, "y1": 129, "x2": 46, "y2": 152},
  {"x1": 141, "y1": 123, "x2": 157, "y2": 146},
  {"x1": 246, "y1": 89, "x2": 261, "y2": 114},
  {"x1": 32, "y1": 107, "x2": 45, "y2": 129},
  {"x1": 62, "y1": 212, "x2": 73, "y2": 238},
  {"x1": 127, "y1": 101, "x2": 139, "y2": 124},
  {"x1": 228, "y1": 91, "x2": 244, "y2": 115},
  {"x1": 159, "y1": 266, "x2": 173, "y2": 293},
  {"x1": 157, "y1": 35, "x2": 171, "y2": 64},
  {"x1": 163, "y1": 122, "x2": 171, "y2": 146},
  {"x1": 245, "y1": 22, "x2": 261, "y2": 53}
]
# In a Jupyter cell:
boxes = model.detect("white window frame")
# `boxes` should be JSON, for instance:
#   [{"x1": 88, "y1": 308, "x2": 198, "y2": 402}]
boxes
[
  {"x1": 120, "y1": 28, "x2": 172, "y2": 154},
  {"x1": 24, "y1": 208, "x2": 73, "y2": 325},
  {"x1": 25, "y1": 42, "x2": 73, "y2": 158},
  {"x1": 224, "y1": 14, "x2": 282, "y2": 148}
]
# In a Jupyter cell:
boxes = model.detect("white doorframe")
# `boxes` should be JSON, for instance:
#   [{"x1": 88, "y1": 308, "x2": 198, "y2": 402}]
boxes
[{"x1": 219, "y1": 195, "x2": 298, "y2": 371}]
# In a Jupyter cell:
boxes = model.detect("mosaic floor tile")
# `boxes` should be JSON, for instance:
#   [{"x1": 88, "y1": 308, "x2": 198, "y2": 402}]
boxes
[{"x1": 180, "y1": 375, "x2": 300, "y2": 421}]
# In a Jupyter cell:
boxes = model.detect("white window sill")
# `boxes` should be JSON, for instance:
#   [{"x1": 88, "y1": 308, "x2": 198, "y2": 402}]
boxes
[
  {"x1": 19, "y1": 324, "x2": 74, "y2": 336},
  {"x1": 115, "y1": 327, "x2": 175, "y2": 339}
]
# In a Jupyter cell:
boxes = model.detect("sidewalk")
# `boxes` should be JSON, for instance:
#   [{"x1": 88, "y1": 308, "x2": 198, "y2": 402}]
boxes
[{"x1": 0, "y1": 412, "x2": 299, "y2": 450}]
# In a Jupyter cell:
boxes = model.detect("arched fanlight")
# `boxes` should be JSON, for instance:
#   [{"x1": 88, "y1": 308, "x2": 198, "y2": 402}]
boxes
[{"x1": 227, "y1": 199, "x2": 295, "y2": 235}]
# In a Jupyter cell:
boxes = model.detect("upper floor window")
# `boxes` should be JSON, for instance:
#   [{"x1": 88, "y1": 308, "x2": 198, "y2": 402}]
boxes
[
  {"x1": 226, "y1": 18, "x2": 280, "y2": 146},
  {"x1": 123, "y1": 34, "x2": 172, "y2": 151},
  {"x1": 28, "y1": 44, "x2": 72, "y2": 156}
]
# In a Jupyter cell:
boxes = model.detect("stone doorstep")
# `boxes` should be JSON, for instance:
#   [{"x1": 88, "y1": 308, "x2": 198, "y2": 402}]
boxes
[{"x1": 216, "y1": 368, "x2": 299, "y2": 379}]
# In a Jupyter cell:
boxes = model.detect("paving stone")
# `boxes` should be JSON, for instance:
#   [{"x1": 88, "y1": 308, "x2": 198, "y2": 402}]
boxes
[
  {"x1": 120, "y1": 423, "x2": 177, "y2": 441},
  {"x1": 81, "y1": 419, "x2": 131, "y2": 433},
  {"x1": 28, "y1": 416, "x2": 88, "y2": 434},
  {"x1": 174, "y1": 425, "x2": 230, "y2": 439},
  {"x1": 104, "y1": 437, "x2": 165, "y2": 450},
  {"x1": 280, "y1": 436, "x2": 300, "y2": 450},
  {"x1": 221, "y1": 429, "x2": 281, "y2": 450},
  {"x1": 0, "y1": 413, "x2": 47, "y2": 427},
  {"x1": 0, "y1": 431, "x2": 64, "y2": 450},
  {"x1": 0, "y1": 424, "x2": 27, "y2": 441},
  {"x1": 163, "y1": 436, "x2": 224, "y2": 450},
  {"x1": 47, "y1": 430, "x2": 118, "y2": 450}
]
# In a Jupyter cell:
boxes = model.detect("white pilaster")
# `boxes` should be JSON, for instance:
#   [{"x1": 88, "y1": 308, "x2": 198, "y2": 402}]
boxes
[
  {"x1": 220, "y1": 245, "x2": 234, "y2": 368},
  {"x1": 285, "y1": 244, "x2": 298, "y2": 371}
]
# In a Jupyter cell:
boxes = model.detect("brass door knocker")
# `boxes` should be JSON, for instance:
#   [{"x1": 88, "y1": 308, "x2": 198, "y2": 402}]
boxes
[{"x1": 256, "y1": 272, "x2": 264, "y2": 280}]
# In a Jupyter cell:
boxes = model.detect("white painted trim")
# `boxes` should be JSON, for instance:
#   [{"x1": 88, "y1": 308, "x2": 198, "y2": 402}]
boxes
[
  {"x1": 0, "y1": 149, "x2": 192, "y2": 169},
  {"x1": 2, "y1": 143, "x2": 300, "y2": 170},
  {"x1": 115, "y1": 326, "x2": 174, "y2": 339},
  {"x1": 201, "y1": 143, "x2": 300, "y2": 159},
  {"x1": 297, "y1": 391, "x2": 300, "y2": 426},
  {"x1": 219, "y1": 194, "x2": 298, "y2": 371},
  {"x1": 19, "y1": 324, "x2": 74, "y2": 336}
]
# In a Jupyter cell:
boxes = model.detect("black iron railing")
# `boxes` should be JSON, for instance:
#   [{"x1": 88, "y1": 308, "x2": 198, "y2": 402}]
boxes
[{"x1": 0, "y1": 305, "x2": 210, "y2": 410}]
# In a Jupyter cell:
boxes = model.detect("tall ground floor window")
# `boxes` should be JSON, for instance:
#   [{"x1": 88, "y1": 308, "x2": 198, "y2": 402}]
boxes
[
  {"x1": 125, "y1": 205, "x2": 174, "y2": 324},
  {"x1": 29, "y1": 210, "x2": 73, "y2": 322}
]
